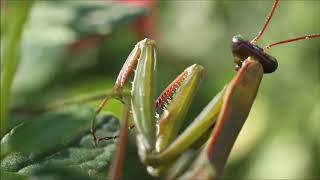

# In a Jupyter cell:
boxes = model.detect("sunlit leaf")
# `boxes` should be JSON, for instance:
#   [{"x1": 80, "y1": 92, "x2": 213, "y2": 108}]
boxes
[{"x1": 1, "y1": 106, "x2": 118, "y2": 177}]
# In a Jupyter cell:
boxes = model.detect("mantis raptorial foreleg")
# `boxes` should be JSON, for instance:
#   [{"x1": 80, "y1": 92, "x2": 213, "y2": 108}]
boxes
[
  {"x1": 180, "y1": 58, "x2": 264, "y2": 179},
  {"x1": 130, "y1": 39, "x2": 207, "y2": 164},
  {"x1": 131, "y1": 39, "x2": 158, "y2": 154},
  {"x1": 91, "y1": 41, "x2": 141, "y2": 145},
  {"x1": 92, "y1": 1, "x2": 320, "y2": 179},
  {"x1": 151, "y1": 87, "x2": 225, "y2": 165},
  {"x1": 92, "y1": 38, "x2": 225, "y2": 168}
]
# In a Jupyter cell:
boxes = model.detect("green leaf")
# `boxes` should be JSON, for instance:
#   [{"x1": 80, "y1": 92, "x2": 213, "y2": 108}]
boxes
[
  {"x1": 18, "y1": 118, "x2": 119, "y2": 178},
  {"x1": 29, "y1": 165, "x2": 96, "y2": 180},
  {"x1": 0, "y1": 0, "x2": 34, "y2": 137},
  {"x1": 1, "y1": 105, "x2": 120, "y2": 179},
  {"x1": 2, "y1": 165, "x2": 96, "y2": 180},
  {"x1": 1, "y1": 106, "x2": 94, "y2": 171},
  {"x1": 0, "y1": 171, "x2": 27, "y2": 180},
  {"x1": 1, "y1": 106, "x2": 117, "y2": 174}
]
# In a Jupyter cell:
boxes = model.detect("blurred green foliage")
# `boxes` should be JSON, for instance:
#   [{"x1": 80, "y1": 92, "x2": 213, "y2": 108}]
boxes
[
  {"x1": 1, "y1": 0, "x2": 33, "y2": 138},
  {"x1": 1, "y1": 0, "x2": 319, "y2": 179}
]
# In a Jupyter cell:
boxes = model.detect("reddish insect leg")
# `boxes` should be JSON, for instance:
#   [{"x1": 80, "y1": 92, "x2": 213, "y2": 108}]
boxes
[
  {"x1": 93, "y1": 69, "x2": 187, "y2": 144},
  {"x1": 155, "y1": 71, "x2": 187, "y2": 115},
  {"x1": 91, "y1": 42, "x2": 141, "y2": 146}
]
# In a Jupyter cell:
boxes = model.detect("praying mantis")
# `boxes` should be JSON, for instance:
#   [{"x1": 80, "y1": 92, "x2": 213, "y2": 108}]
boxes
[{"x1": 90, "y1": 0, "x2": 320, "y2": 179}]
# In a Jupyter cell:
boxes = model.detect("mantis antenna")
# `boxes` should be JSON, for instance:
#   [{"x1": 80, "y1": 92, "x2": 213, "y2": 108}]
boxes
[
  {"x1": 251, "y1": 0, "x2": 279, "y2": 44},
  {"x1": 264, "y1": 34, "x2": 320, "y2": 50},
  {"x1": 231, "y1": 0, "x2": 319, "y2": 73}
]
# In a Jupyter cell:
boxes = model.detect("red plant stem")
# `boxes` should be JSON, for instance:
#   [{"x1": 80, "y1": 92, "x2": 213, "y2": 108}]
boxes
[{"x1": 108, "y1": 104, "x2": 130, "y2": 180}]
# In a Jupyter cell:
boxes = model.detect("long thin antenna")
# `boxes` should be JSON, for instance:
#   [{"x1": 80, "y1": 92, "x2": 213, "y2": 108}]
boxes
[
  {"x1": 264, "y1": 34, "x2": 320, "y2": 50},
  {"x1": 251, "y1": 0, "x2": 280, "y2": 45}
]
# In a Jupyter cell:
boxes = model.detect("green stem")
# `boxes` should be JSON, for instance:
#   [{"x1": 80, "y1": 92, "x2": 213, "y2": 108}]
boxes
[{"x1": 1, "y1": 1, "x2": 34, "y2": 137}]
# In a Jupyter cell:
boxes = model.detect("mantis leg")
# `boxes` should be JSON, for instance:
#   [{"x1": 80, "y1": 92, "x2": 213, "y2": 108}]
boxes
[
  {"x1": 155, "y1": 64, "x2": 204, "y2": 153},
  {"x1": 134, "y1": 62, "x2": 219, "y2": 169},
  {"x1": 146, "y1": 58, "x2": 262, "y2": 177},
  {"x1": 91, "y1": 41, "x2": 141, "y2": 145},
  {"x1": 129, "y1": 39, "x2": 206, "y2": 165},
  {"x1": 102, "y1": 39, "x2": 262, "y2": 179},
  {"x1": 131, "y1": 39, "x2": 157, "y2": 160},
  {"x1": 181, "y1": 57, "x2": 264, "y2": 179},
  {"x1": 151, "y1": 86, "x2": 226, "y2": 165},
  {"x1": 206, "y1": 58, "x2": 263, "y2": 176}
]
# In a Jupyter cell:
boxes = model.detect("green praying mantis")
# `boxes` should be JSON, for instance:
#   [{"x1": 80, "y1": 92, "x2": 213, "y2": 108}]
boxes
[{"x1": 90, "y1": 0, "x2": 320, "y2": 179}]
